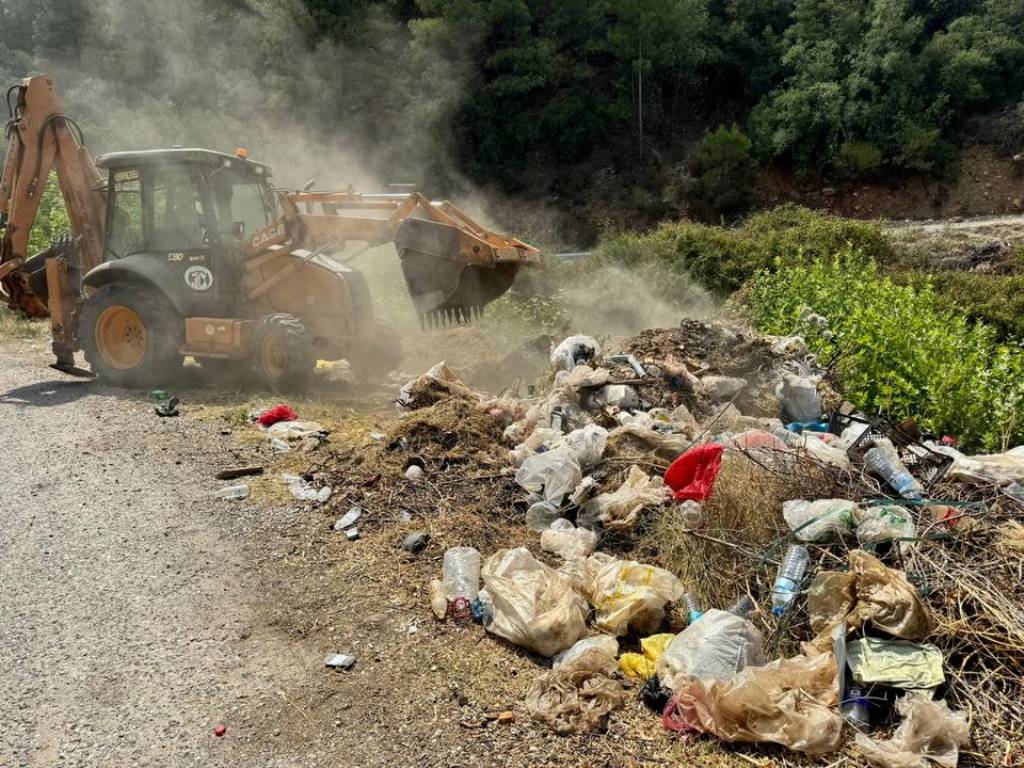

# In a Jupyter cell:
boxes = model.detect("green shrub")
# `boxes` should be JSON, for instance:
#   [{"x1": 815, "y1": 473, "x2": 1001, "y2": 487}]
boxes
[
  {"x1": 836, "y1": 140, "x2": 882, "y2": 175},
  {"x1": 741, "y1": 251, "x2": 1024, "y2": 451},
  {"x1": 593, "y1": 205, "x2": 893, "y2": 295}
]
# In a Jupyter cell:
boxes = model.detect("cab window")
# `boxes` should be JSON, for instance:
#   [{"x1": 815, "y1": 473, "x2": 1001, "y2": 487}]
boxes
[
  {"x1": 107, "y1": 168, "x2": 143, "y2": 258},
  {"x1": 148, "y1": 165, "x2": 206, "y2": 250}
]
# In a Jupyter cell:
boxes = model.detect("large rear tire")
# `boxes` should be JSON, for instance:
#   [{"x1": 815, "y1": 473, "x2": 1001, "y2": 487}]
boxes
[
  {"x1": 252, "y1": 313, "x2": 315, "y2": 391},
  {"x1": 81, "y1": 284, "x2": 184, "y2": 387}
]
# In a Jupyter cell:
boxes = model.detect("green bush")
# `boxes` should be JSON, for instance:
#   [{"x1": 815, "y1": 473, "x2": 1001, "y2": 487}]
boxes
[
  {"x1": 593, "y1": 205, "x2": 893, "y2": 295},
  {"x1": 836, "y1": 140, "x2": 882, "y2": 175},
  {"x1": 741, "y1": 251, "x2": 1024, "y2": 452}
]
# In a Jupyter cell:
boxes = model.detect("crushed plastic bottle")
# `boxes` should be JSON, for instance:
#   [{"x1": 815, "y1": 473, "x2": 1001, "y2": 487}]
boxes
[
  {"x1": 213, "y1": 484, "x2": 249, "y2": 500},
  {"x1": 525, "y1": 500, "x2": 561, "y2": 532},
  {"x1": 683, "y1": 592, "x2": 703, "y2": 624},
  {"x1": 442, "y1": 547, "x2": 481, "y2": 621},
  {"x1": 678, "y1": 500, "x2": 703, "y2": 530},
  {"x1": 770, "y1": 544, "x2": 810, "y2": 616},
  {"x1": 864, "y1": 446, "x2": 923, "y2": 499}
]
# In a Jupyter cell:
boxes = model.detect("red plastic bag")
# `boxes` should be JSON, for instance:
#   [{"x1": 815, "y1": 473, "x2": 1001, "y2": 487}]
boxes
[
  {"x1": 664, "y1": 444, "x2": 724, "y2": 502},
  {"x1": 257, "y1": 403, "x2": 298, "y2": 427}
]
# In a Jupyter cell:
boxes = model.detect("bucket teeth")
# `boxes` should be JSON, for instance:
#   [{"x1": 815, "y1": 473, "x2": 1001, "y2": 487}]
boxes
[{"x1": 419, "y1": 305, "x2": 484, "y2": 329}]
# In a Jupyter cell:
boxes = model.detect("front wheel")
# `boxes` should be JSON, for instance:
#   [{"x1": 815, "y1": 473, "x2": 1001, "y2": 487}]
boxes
[
  {"x1": 81, "y1": 284, "x2": 184, "y2": 387},
  {"x1": 252, "y1": 313, "x2": 315, "y2": 391}
]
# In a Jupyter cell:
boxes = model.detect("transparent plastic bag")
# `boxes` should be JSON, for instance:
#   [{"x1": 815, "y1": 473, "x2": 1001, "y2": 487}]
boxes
[
  {"x1": 480, "y1": 547, "x2": 588, "y2": 657},
  {"x1": 515, "y1": 447, "x2": 582, "y2": 504},
  {"x1": 855, "y1": 694, "x2": 969, "y2": 768},
  {"x1": 526, "y1": 649, "x2": 626, "y2": 734},
  {"x1": 577, "y1": 466, "x2": 667, "y2": 531},
  {"x1": 777, "y1": 373, "x2": 822, "y2": 423},
  {"x1": 552, "y1": 634, "x2": 619, "y2": 669},
  {"x1": 783, "y1": 498, "x2": 858, "y2": 541},
  {"x1": 655, "y1": 609, "x2": 765, "y2": 690},
  {"x1": 541, "y1": 519, "x2": 599, "y2": 559},
  {"x1": 550, "y1": 335, "x2": 601, "y2": 372},
  {"x1": 855, "y1": 504, "x2": 916, "y2": 544},
  {"x1": 562, "y1": 424, "x2": 608, "y2": 470}
]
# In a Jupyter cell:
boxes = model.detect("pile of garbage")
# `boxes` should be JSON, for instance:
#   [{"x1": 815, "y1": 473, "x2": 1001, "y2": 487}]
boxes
[{"x1": 389, "y1": 320, "x2": 1023, "y2": 766}]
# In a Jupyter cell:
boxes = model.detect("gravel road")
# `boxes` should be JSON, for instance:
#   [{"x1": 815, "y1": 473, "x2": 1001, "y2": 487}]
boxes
[{"x1": 0, "y1": 342, "x2": 309, "y2": 767}]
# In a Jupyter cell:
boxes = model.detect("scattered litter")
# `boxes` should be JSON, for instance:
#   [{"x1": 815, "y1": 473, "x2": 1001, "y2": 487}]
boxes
[
  {"x1": 777, "y1": 373, "x2": 822, "y2": 423},
  {"x1": 442, "y1": 547, "x2": 481, "y2": 622},
  {"x1": 213, "y1": 724, "x2": 227, "y2": 737},
  {"x1": 266, "y1": 420, "x2": 327, "y2": 451},
  {"x1": 605, "y1": 353, "x2": 646, "y2": 377},
  {"x1": 154, "y1": 397, "x2": 180, "y2": 418},
  {"x1": 526, "y1": 649, "x2": 626, "y2": 734},
  {"x1": 369, "y1": 431, "x2": 386, "y2": 441},
  {"x1": 401, "y1": 532, "x2": 430, "y2": 554},
  {"x1": 257, "y1": 403, "x2": 298, "y2": 427},
  {"x1": 701, "y1": 375, "x2": 747, "y2": 401},
  {"x1": 515, "y1": 447, "x2": 582, "y2": 504},
  {"x1": 215, "y1": 465, "x2": 264, "y2": 481},
  {"x1": 480, "y1": 547, "x2": 588, "y2": 656},
  {"x1": 213, "y1": 484, "x2": 249, "y2": 500},
  {"x1": 526, "y1": 500, "x2": 562, "y2": 532},
  {"x1": 324, "y1": 653, "x2": 357, "y2": 670},
  {"x1": 770, "y1": 544, "x2": 810, "y2": 616},
  {"x1": 397, "y1": 363, "x2": 479, "y2": 410},
  {"x1": 285, "y1": 474, "x2": 332, "y2": 503},
  {"x1": 550, "y1": 335, "x2": 601, "y2": 372},
  {"x1": 854, "y1": 695, "x2": 969, "y2": 768},
  {"x1": 783, "y1": 498, "x2": 857, "y2": 541},
  {"x1": 618, "y1": 632, "x2": 675, "y2": 680},
  {"x1": 404, "y1": 464, "x2": 425, "y2": 482},
  {"x1": 344, "y1": 527, "x2": 360, "y2": 541},
  {"x1": 335, "y1": 507, "x2": 362, "y2": 529},
  {"x1": 578, "y1": 466, "x2": 667, "y2": 531},
  {"x1": 540, "y1": 519, "x2": 598, "y2": 559}
]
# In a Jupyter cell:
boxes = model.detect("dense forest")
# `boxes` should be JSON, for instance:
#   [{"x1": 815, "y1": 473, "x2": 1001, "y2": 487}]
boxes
[{"x1": 2, "y1": 0, "x2": 1024, "y2": 225}]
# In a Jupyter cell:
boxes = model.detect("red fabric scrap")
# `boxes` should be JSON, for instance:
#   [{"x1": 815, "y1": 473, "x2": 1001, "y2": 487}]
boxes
[
  {"x1": 664, "y1": 444, "x2": 725, "y2": 502},
  {"x1": 257, "y1": 403, "x2": 298, "y2": 427}
]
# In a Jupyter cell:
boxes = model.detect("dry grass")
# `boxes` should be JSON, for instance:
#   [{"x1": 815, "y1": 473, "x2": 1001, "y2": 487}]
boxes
[{"x1": 0, "y1": 305, "x2": 47, "y2": 339}]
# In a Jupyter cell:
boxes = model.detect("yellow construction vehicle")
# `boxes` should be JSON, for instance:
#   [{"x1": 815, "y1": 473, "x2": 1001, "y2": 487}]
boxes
[{"x1": 0, "y1": 76, "x2": 542, "y2": 387}]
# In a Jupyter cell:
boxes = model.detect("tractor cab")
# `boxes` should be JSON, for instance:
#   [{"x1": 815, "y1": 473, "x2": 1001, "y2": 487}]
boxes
[{"x1": 95, "y1": 148, "x2": 275, "y2": 261}]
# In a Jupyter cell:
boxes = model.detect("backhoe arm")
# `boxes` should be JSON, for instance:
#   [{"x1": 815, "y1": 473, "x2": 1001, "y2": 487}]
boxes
[{"x1": 0, "y1": 76, "x2": 105, "y2": 317}]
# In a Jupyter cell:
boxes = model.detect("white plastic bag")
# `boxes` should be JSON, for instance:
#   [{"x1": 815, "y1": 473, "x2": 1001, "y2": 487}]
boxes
[
  {"x1": 562, "y1": 424, "x2": 609, "y2": 470},
  {"x1": 551, "y1": 635, "x2": 619, "y2": 669},
  {"x1": 656, "y1": 608, "x2": 766, "y2": 690},
  {"x1": 551, "y1": 335, "x2": 601, "y2": 372},
  {"x1": 480, "y1": 547, "x2": 589, "y2": 657},
  {"x1": 583, "y1": 553, "x2": 685, "y2": 636},
  {"x1": 783, "y1": 498, "x2": 858, "y2": 541},
  {"x1": 515, "y1": 447, "x2": 582, "y2": 504},
  {"x1": 578, "y1": 466, "x2": 667, "y2": 531},
  {"x1": 541, "y1": 519, "x2": 599, "y2": 560},
  {"x1": 510, "y1": 427, "x2": 563, "y2": 466},
  {"x1": 777, "y1": 373, "x2": 822, "y2": 423},
  {"x1": 701, "y1": 375, "x2": 747, "y2": 401},
  {"x1": 855, "y1": 504, "x2": 916, "y2": 544}
]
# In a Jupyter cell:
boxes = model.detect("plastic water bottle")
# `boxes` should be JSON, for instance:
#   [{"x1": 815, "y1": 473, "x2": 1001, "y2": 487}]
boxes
[
  {"x1": 442, "y1": 547, "x2": 481, "y2": 621},
  {"x1": 679, "y1": 500, "x2": 703, "y2": 530},
  {"x1": 771, "y1": 544, "x2": 809, "y2": 616},
  {"x1": 728, "y1": 594, "x2": 756, "y2": 618},
  {"x1": 213, "y1": 484, "x2": 249, "y2": 500},
  {"x1": 864, "y1": 447, "x2": 922, "y2": 499},
  {"x1": 683, "y1": 592, "x2": 703, "y2": 624},
  {"x1": 525, "y1": 500, "x2": 561, "y2": 531}
]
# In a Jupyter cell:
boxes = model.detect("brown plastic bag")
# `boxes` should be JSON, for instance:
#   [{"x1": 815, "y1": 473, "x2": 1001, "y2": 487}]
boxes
[
  {"x1": 481, "y1": 547, "x2": 589, "y2": 657},
  {"x1": 526, "y1": 649, "x2": 627, "y2": 734},
  {"x1": 808, "y1": 550, "x2": 930, "y2": 649},
  {"x1": 855, "y1": 694, "x2": 969, "y2": 768},
  {"x1": 664, "y1": 651, "x2": 843, "y2": 754}
]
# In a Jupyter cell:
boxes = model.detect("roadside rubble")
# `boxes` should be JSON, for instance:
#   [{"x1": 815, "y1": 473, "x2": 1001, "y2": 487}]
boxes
[{"x1": 290, "y1": 318, "x2": 1021, "y2": 766}]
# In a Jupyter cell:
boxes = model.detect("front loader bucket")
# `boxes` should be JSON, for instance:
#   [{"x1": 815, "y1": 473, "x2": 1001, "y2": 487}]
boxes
[{"x1": 395, "y1": 216, "x2": 541, "y2": 327}]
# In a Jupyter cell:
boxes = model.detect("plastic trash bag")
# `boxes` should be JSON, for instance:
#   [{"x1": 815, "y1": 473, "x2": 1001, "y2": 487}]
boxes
[
  {"x1": 526, "y1": 649, "x2": 626, "y2": 734},
  {"x1": 563, "y1": 424, "x2": 609, "y2": 470},
  {"x1": 783, "y1": 498, "x2": 858, "y2": 541},
  {"x1": 798, "y1": 433, "x2": 852, "y2": 471},
  {"x1": 664, "y1": 444, "x2": 725, "y2": 502},
  {"x1": 619, "y1": 632, "x2": 676, "y2": 680},
  {"x1": 589, "y1": 384, "x2": 640, "y2": 411},
  {"x1": 931, "y1": 443, "x2": 1024, "y2": 485},
  {"x1": 577, "y1": 466, "x2": 668, "y2": 531},
  {"x1": 854, "y1": 504, "x2": 916, "y2": 544},
  {"x1": 552, "y1": 634, "x2": 619, "y2": 669},
  {"x1": 701, "y1": 375, "x2": 747, "y2": 401},
  {"x1": 847, "y1": 637, "x2": 945, "y2": 689},
  {"x1": 551, "y1": 335, "x2": 601, "y2": 372},
  {"x1": 855, "y1": 694, "x2": 969, "y2": 768},
  {"x1": 808, "y1": 550, "x2": 931, "y2": 649},
  {"x1": 515, "y1": 447, "x2": 582, "y2": 504},
  {"x1": 583, "y1": 553, "x2": 685, "y2": 636},
  {"x1": 656, "y1": 609, "x2": 766, "y2": 690},
  {"x1": 777, "y1": 373, "x2": 822, "y2": 423},
  {"x1": 509, "y1": 427, "x2": 563, "y2": 466},
  {"x1": 608, "y1": 423, "x2": 692, "y2": 460},
  {"x1": 663, "y1": 651, "x2": 843, "y2": 754},
  {"x1": 480, "y1": 547, "x2": 588, "y2": 657},
  {"x1": 266, "y1": 420, "x2": 328, "y2": 451},
  {"x1": 541, "y1": 519, "x2": 599, "y2": 560},
  {"x1": 397, "y1": 363, "x2": 478, "y2": 410}
]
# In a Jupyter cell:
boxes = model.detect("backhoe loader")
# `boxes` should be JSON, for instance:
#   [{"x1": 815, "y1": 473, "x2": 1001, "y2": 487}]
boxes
[{"x1": 0, "y1": 76, "x2": 542, "y2": 388}]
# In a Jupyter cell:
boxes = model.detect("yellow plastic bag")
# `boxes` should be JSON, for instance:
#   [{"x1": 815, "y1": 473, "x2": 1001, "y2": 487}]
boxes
[
  {"x1": 583, "y1": 554, "x2": 685, "y2": 636},
  {"x1": 619, "y1": 632, "x2": 676, "y2": 680}
]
